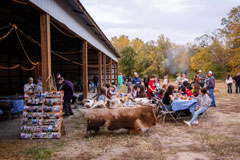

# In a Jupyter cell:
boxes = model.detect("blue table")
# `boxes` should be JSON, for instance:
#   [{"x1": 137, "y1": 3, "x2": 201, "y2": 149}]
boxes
[
  {"x1": 0, "y1": 100, "x2": 24, "y2": 114},
  {"x1": 172, "y1": 98, "x2": 198, "y2": 114}
]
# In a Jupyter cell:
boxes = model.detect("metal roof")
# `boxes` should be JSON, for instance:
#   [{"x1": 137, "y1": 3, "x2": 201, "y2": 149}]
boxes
[
  {"x1": 29, "y1": 0, "x2": 120, "y2": 61},
  {"x1": 67, "y1": 0, "x2": 120, "y2": 58}
]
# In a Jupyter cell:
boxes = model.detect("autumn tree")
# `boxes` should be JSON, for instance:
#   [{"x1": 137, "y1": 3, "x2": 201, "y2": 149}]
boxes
[
  {"x1": 221, "y1": 6, "x2": 240, "y2": 72},
  {"x1": 111, "y1": 35, "x2": 130, "y2": 54},
  {"x1": 131, "y1": 38, "x2": 144, "y2": 54}
]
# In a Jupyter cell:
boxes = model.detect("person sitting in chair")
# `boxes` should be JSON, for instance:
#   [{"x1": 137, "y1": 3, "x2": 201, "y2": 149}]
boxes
[
  {"x1": 184, "y1": 88, "x2": 211, "y2": 126},
  {"x1": 24, "y1": 77, "x2": 36, "y2": 93},
  {"x1": 162, "y1": 85, "x2": 176, "y2": 111}
]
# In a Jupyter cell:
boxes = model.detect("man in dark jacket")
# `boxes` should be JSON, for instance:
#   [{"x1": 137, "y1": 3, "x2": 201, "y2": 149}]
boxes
[
  {"x1": 93, "y1": 75, "x2": 98, "y2": 93},
  {"x1": 132, "y1": 72, "x2": 141, "y2": 85},
  {"x1": 59, "y1": 77, "x2": 74, "y2": 116},
  {"x1": 206, "y1": 71, "x2": 216, "y2": 107},
  {"x1": 143, "y1": 75, "x2": 150, "y2": 90},
  {"x1": 233, "y1": 72, "x2": 240, "y2": 94}
]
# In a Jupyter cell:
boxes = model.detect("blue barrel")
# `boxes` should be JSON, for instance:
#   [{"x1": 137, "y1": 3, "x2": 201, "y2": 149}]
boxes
[{"x1": 118, "y1": 75, "x2": 123, "y2": 86}]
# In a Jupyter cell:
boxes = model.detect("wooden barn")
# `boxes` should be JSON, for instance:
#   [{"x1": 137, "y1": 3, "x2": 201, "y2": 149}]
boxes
[{"x1": 0, "y1": 0, "x2": 120, "y2": 98}]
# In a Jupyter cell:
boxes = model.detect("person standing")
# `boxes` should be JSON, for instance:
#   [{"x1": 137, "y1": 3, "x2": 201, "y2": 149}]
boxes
[
  {"x1": 126, "y1": 77, "x2": 133, "y2": 94},
  {"x1": 55, "y1": 72, "x2": 61, "y2": 91},
  {"x1": 34, "y1": 76, "x2": 42, "y2": 93},
  {"x1": 163, "y1": 75, "x2": 169, "y2": 86},
  {"x1": 193, "y1": 75, "x2": 200, "y2": 85},
  {"x1": 198, "y1": 70, "x2": 205, "y2": 88},
  {"x1": 93, "y1": 75, "x2": 98, "y2": 93},
  {"x1": 148, "y1": 75, "x2": 156, "y2": 97},
  {"x1": 24, "y1": 77, "x2": 36, "y2": 93},
  {"x1": 59, "y1": 77, "x2": 74, "y2": 116},
  {"x1": 206, "y1": 71, "x2": 216, "y2": 107},
  {"x1": 132, "y1": 72, "x2": 141, "y2": 85},
  {"x1": 154, "y1": 77, "x2": 161, "y2": 97},
  {"x1": 226, "y1": 74, "x2": 233, "y2": 94},
  {"x1": 182, "y1": 73, "x2": 188, "y2": 83},
  {"x1": 143, "y1": 75, "x2": 150, "y2": 90},
  {"x1": 123, "y1": 74, "x2": 127, "y2": 86},
  {"x1": 233, "y1": 72, "x2": 240, "y2": 94}
]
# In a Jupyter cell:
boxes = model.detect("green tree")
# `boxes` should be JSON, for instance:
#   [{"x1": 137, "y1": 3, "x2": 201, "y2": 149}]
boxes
[{"x1": 119, "y1": 46, "x2": 136, "y2": 77}]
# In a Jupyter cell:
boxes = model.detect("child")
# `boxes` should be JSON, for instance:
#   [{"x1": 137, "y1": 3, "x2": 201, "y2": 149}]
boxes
[
  {"x1": 192, "y1": 83, "x2": 200, "y2": 97},
  {"x1": 97, "y1": 87, "x2": 107, "y2": 101},
  {"x1": 105, "y1": 83, "x2": 114, "y2": 99},
  {"x1": 184, "y1": 88, "x2": 211, "y2": 126},
  {"x1": 131, "y1": 85, "x2": 138, "y2": 99},
  {"x1": 162, "y1": 84, "x2": 167, "y2": 92},
  {"x1": 157, "y1": 89, "x2": 165, "y2": 99},
  {"x1": 185, "y1": 84, "x2": 193, "y2": 96},
  {"x1": 136, "y1": 84, "x2": 147, "y2": 98}
]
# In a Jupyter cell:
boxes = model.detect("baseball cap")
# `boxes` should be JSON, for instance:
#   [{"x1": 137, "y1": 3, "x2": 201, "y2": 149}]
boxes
[{"x1": 208, "y1": 71, "x2": 213, "y2": 74}]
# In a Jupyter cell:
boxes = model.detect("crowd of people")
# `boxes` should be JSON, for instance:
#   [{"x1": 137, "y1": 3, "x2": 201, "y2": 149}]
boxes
[
  {"x1": 119, "y1": 70, "x2": 220, "y2": 126},
  {"x1": 23, "y1": 70, "x2": 240, "y2": 121}
]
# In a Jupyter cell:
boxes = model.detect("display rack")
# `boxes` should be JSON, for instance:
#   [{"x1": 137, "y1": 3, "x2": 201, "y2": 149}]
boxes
[{"x1": 20, "y1": 91, "x2": 64, "y2": 139}]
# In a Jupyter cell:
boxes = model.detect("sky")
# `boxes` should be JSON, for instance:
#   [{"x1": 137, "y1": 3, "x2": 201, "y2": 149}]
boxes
[{"x1": 81, "y1": 0, "x2": 240, "y2": 45}]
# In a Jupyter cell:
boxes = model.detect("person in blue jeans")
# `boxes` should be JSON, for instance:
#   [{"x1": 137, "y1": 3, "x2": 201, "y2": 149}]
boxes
[
  {"x1": 184, "y1": 88, "x2": 211, "y2": 126},
  {"x1": 206, "y1": 71, "x2": 216, "y2": 107},
  {"x1": 233, "y1": 72, "x2": 240, "y2": 94}
]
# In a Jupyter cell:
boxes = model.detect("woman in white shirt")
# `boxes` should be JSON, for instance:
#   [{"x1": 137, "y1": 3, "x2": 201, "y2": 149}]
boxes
[
  {"x1": 163, "y1": 75, "x2": 169, "y2": 86},
  {"x1": 226, "y1": 74, "x2": 233, "y2": 93}
]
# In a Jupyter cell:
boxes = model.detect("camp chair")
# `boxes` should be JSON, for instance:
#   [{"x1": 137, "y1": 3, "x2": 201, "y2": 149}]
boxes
[
  {"x1": 158, "y1": 100, "x2": 177, "y2": 124},
  {"x1": 0, "y1": 101, "x2": 12, "y2": 121}
]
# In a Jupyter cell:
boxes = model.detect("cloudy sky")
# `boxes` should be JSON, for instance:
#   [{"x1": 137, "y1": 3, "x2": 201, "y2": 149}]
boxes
[{"x1": 81, "y1": 0, "x2": 240, "y2": 45}]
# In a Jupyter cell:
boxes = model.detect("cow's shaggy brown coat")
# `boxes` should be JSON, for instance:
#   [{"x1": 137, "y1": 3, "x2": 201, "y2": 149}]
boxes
[{"x1": 81, "y1": 105, "x2": 157, "y2": 136}]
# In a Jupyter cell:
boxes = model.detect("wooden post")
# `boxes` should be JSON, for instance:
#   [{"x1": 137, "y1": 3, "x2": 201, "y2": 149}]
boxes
[
  {"x1": 116, "y1": 62, "x2": 119, "y2": 86},
  {"x1": 40, "y1": 13, "x2": 51, "y2": 92},
  {"x1": 113, "y1": 61, "x2": 116, "y2": 85},
  {"x1": 98, "y1": 51, "x2": 102, "y2": 92},
  {"x1": 110, "y1": 59, "x2": 112, "y2": 85},
  {"x1": 103, "y1": 54, "x2": 106, "y2": 85},
  {"x1": 82, "y1": 40, "x2": 88, "y2": 99}
]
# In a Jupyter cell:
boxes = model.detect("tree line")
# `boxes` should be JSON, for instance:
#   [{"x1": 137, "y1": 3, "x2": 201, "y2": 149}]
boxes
[{"x1": 111, "y1": 6, "x2": 240, "y2": 79}]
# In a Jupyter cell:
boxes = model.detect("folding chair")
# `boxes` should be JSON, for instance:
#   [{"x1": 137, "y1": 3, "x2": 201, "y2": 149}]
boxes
[
  {"x1": 158, "y1": 100, "x2": 177, "y2": 124},
  {"x1": 198, "y1": 110, "x2": 208, "y2": 122}
]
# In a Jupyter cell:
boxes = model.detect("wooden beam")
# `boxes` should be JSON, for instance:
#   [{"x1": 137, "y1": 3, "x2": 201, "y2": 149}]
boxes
[
  {"x1": 82, "y1": 40, "x2": 88, "y2": 99},
  {"x1": 116, "y1": 62, "x2": 119, "y2": 86},
  {"x1": 103, "y1": 54, "x2": 106, "y2": 85},
  {"x1": 113, "y1": 61, "x2": 117, "y2": 85},
  {"x1": 40, "y1": 13, "x2": 51, "y2": 92},
  {"x1": 98, "y1": 51, "x2": 102, "y2": 92},
  {"x1": 110, "y1": 59, "x2": 112, "y2": 85}
]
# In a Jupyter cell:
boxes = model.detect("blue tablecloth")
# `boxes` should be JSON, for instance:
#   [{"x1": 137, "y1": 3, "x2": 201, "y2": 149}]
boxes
[
  {"x1": 172, "y1": 98, "x2": 198, "y2": 113},
  {"x1": 0, "y1": 100, "x2": 24, "y2": 114}
]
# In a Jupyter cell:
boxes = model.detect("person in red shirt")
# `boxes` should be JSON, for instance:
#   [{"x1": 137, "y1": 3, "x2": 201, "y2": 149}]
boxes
[
  {"x1": 148, "y1": 75, "x2": 156, "y2": 97},
  {"x1": 185, "y1": 84, "x2": 193, "y2": 96}
]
